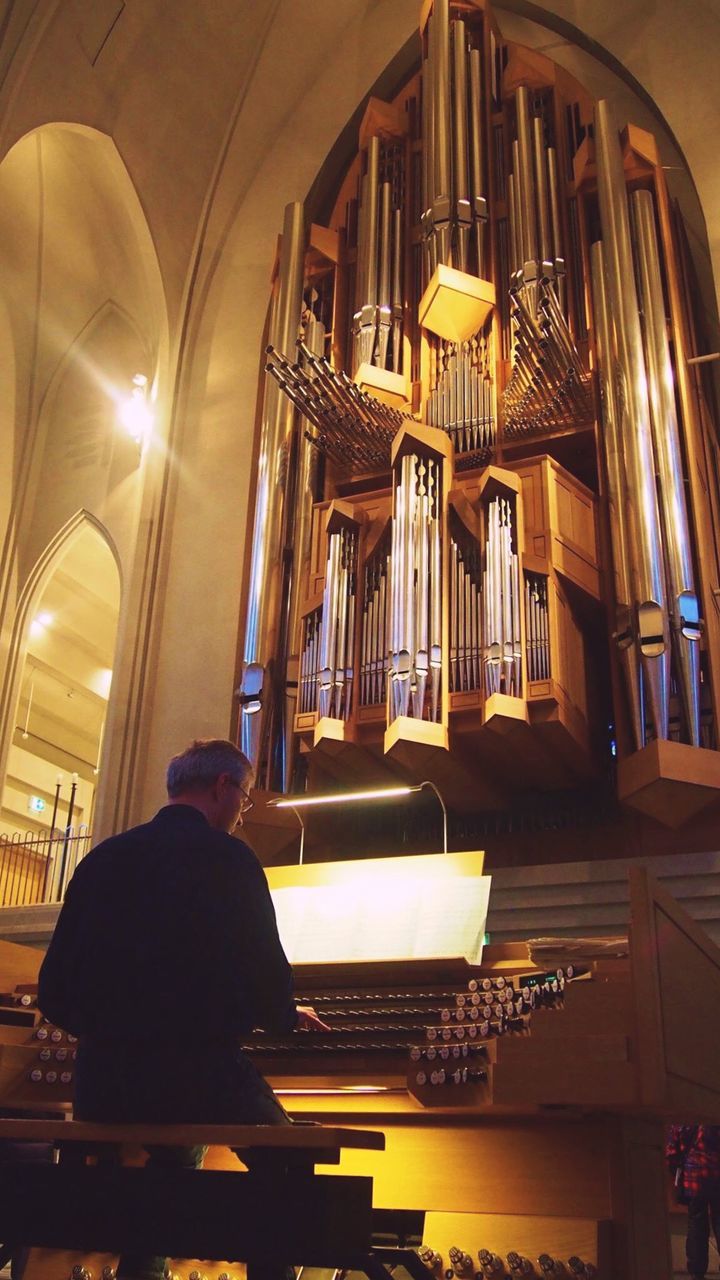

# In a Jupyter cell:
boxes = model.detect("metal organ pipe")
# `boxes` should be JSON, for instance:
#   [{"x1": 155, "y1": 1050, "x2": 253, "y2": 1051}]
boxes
[
  {"x1": 483, "y1": 498, "x2": 522, "y2": 698},
  {"x1": 533, "y1": 115, "x2": 552, "y2": 275},
  {"x1": 514, "y1": 87, "x2": 538, "y2": 294},
  {"x1": 422, "y1": 0, "x2": 487, "y2": 280},
  {"x1": 546, "y1": 146, "x2": 566, "y2": 310},
  {"x1": 631, "y1": 189, "x2": 702, "y2": 745},
  {"x1": 452, "y1": 18, "x2": 471, "y2": 272},
  {"x1": 389, "y1": 455, "x2": 444, "y2": 723},
  {"x1": 353, "y1": 137, "x2": 380, "y2": 372},
  {"x1": 595, "y1": 99, "x2": 670, "y2": 741},
  {"x1": 433, "y1": 0, "x2": 452, "y2": 267},
  {"x1": 318, "y1": 527, "x2": 358, "y2": 721},
  {"x1": 239, "y1": 200, "x2": 305, "y2": 775},
  {"x1": 377, "y1": 181, "x2": 393, "y2": 370},
  {"x1": 468, "y1": 45, "x2": 486, "y2": 276},
  {"x1": 590, "y1": 240, "x2": 644, "y2": 750},
  {"x1": 282, "y1": 307, "x2": 326, "y2": 786}
]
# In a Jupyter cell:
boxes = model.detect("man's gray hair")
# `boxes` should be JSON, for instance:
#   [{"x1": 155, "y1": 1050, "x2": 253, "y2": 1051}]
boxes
[{"x1": 166, "y1": 739, "x2": 253, "y2": 797}]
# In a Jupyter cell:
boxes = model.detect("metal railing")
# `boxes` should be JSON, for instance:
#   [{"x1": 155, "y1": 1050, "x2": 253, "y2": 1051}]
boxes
[{"x1": 0, "y1": 826, "x2": 92, "y2": 907}]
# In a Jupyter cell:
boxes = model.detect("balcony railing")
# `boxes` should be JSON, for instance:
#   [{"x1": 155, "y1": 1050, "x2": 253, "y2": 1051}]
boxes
[{"x1": 0, "y1": 826, "x2": 92, "y2": 907}]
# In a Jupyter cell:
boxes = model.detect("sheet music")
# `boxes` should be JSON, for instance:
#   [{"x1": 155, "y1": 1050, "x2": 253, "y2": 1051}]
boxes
[{"x1": 271, "y1": 872, "x2": 490, "y2": 965}]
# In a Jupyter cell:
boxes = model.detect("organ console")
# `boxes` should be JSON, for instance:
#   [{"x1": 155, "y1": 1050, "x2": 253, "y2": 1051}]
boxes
[{"x1": 2, "y1": 864, "x2": 720, "y2": 1279}]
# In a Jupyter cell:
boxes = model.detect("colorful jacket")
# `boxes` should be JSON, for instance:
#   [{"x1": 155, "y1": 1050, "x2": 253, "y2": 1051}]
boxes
[{"x1": 666, "y1": 1126, "x2": 720, "y2": 1197}]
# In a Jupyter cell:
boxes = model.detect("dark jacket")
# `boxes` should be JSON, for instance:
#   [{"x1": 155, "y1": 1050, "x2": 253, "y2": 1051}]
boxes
[{"x1": 38, "y1": 805, "x2": 297, "y2": 1042}]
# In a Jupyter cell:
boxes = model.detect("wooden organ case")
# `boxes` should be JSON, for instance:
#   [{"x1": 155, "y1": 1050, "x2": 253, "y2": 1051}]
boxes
[{"x1": 237, "y1": 0, "x2": 720, "y2": 833}]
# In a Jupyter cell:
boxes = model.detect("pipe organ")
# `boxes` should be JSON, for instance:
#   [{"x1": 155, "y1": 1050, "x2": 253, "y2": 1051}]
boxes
[{"x1": 238, "y1": 1, "x2": 720, "y2": 824}]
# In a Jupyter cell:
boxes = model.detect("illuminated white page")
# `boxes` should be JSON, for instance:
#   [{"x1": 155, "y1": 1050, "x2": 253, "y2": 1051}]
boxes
[{"x1": 267, "y1": 850, "x2": 489, "y2": 966}]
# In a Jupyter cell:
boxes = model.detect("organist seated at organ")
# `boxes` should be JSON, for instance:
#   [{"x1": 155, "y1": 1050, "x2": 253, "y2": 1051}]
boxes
[{"x1": 37, "y1": 738, "x2": 328, "y2": 1280}]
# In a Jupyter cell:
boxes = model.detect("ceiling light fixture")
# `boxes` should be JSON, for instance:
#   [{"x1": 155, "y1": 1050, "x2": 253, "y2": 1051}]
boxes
[
  {"x1": 29, "y1": 612, "x2": 53, "y2": 638},
  {"x1": 117, "y1": 373, "x2": 153, "y2": 446}
]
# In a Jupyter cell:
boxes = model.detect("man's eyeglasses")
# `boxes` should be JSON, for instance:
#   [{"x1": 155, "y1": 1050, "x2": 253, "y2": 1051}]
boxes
[{"x1": 228, "y1": 778, "x2": 254, "y2": 812}]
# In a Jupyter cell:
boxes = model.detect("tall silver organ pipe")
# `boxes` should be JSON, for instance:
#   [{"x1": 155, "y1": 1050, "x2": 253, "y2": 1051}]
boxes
[
  {"x1": 360, "y1": 533, "x2": 390, "y2": 708},
  {"x1": 595, "y1": 99, "x2": 670, "y2": 742},
  {"x1": 631, "y1": 189, "x2": 702, "y2": 746},
  {"x1": 452, "y1": 18, "x2": 471, "y2": 272},
  {"x1": 352, "y1": 138, "x2": 404, "y2": 377},
  {"x1": 502, "y1": 95, "x2": 587, "y2": 437},
  {"x1": 299, "y1": 607, "x2": 322, "y2": 714},
  {"x1": 432, "y1": 0, "x2": 452, "y2": 268},
  {"x1": 514, "y1": 86, "x2": 538, "y2": 302},
  {"x1": 547, "y1": 146, "x2": 565, "y2": 310},
  {"x1": 533, "y1": 115, "x2": 552, "y2": 277},
  {"x1": 449, "y1": 522, "x2": 483, "y2": 693},
  {"x1": 426, "y1": 337, "x2": 495, "y2": 461},
  {"x1": 317, "y1": 526, "x2": 358, "y2": 721},
  {"x1": 422, "y1": 0, "x2": 487, "y2": 280},
  {"x1": 590, "y1": 240, "x2": 644, "y2": 750},
  {"x1": 283, "y1": 304, "x2": 326, "y2": 785},
  {"x1": 468, "y1": 46, "x2": 487, "y2": 276},
  {"x1": 389, "y1": 454, "x2": 443, "y2": 723},
  {"x1": 352, "y1": 136, "x2": 380, "y2": 372},
  {"x1": 483, "y1": 497, "x2": 522, "y2": 697},
  {"x1": 524, "y1": 572, "x2": 550, "y2": 683},
  {"x1": 239, "y1": 200, "x2": 305, "y2": 773}
]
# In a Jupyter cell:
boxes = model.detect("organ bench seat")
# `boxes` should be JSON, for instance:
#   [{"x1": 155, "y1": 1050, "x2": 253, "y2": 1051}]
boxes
[{"x1": 0, "y1": 1119, "x2": 386, "y2": 1280}]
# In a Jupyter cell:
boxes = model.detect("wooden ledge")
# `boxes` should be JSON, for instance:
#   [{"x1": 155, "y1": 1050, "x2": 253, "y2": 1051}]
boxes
[
  {"x1": 0, "y1": 1118, "x2": 385, "y2": 1152},
  {"x1": 617, "y1": 738, "x2": 720, "y2": 827}
]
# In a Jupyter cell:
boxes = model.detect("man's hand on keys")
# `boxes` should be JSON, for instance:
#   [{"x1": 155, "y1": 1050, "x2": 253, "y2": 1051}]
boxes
[{"x1": 296, "y1": 1004, "x2": 331, "y2": 1031}]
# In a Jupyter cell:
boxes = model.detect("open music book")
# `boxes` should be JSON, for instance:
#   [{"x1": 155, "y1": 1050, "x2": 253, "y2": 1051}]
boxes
[{"x1": 267, "y1": 850, "x2": 489, "y2": 966}]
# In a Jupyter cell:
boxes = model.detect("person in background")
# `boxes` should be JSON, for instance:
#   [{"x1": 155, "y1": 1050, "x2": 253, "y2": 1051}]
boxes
[
  {"x1": 38, "y1": 738, "x2": 327, "y2": 1280},
  {"x1": 666, "y1": 1124, "x2": 720, "y2": 1280}
]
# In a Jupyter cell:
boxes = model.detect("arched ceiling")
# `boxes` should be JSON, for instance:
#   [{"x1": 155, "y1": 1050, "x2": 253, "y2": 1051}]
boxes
[{"x1": 0, "y1": 0, "x2": 717, "y2": 321}]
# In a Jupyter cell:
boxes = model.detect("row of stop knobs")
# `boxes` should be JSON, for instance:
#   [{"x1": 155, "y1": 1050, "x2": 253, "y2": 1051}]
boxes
[{"x1": 419, "y1": 1245, "x2": 598, "y2": 1278}]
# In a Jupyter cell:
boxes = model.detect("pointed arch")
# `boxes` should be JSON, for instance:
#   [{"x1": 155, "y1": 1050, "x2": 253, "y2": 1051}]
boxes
[{"x1": 0, "y1": 510, "x2": 122, "y2": 828}]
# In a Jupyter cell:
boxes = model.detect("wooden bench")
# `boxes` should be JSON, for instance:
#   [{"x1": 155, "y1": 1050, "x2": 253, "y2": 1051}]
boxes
[{"x1": 0, "y1": 1119, "x2": 391, "y2": 1280}]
